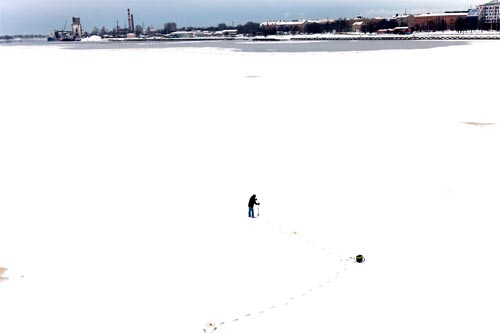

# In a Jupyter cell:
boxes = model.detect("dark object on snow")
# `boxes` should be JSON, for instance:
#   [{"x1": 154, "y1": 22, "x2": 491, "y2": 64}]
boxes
[
  {"x1": 248, "y1": 194, "x2": 260, "y2": 208},
  {"x1": 356, "y1": 255, "x2": 365, "y2": 263},
  {"x1": 248, "y1": 194, "x2": 260, "y2": 218}
]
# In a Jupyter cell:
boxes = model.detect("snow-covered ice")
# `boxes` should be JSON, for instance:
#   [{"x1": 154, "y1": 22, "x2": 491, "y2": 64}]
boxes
[{"x1": 1, "y1": 41, "x2": 499, "y2": 333}]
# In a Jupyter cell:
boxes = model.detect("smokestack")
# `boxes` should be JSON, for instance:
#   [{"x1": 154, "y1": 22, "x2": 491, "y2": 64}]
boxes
[
  {"x1": 127, "y1": 8, "x2": 132, "y2": 32},
  {"x1": 131, "y1": 14, "x2": 135, "y2": 32}
]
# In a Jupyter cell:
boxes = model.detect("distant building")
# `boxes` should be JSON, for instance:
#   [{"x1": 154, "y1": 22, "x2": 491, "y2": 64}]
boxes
[
  {"x1": 377, "y1": 26, "x2": 411, "y2": 34},
  {"x1": 477, "y1": 0, "x2": 500, "y2": 29},
  {"x1": 352, "y1": 21, "x2": 364, "y2": 33},
  {"x1": 467, "y1": 8, "x2": 481, "y2": 30},
  {"x1": 347, "y1": 17, "x2": 385, "y2": 33},
  {"x1": 413, "y1": 12, "x2": 468, "y2": 31},
  {"x1": 167, "y1": 31, "x2": 208, "y2": 38},
  {"x1": 213, "y1": 29, "x2": 238, "y2": 37},
  {"x1": 71, "y1": 17, "x2": 82, "y2": 38},
  {"x1": 318, "y1": 18, "x2": 336, "y2": 24},
  {"x1": 392, "y1": 14, "x2": 415, "y2": 28}
]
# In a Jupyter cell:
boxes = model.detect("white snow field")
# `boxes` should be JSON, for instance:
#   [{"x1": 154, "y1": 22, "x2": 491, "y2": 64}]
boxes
[{"x1": 1, "y1": 41, "x2": 499, "y2": 333}]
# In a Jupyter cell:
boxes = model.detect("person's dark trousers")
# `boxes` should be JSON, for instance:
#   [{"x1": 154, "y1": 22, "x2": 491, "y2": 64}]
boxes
[{"x1": 248, "y1": 207, "x2": 254, "y2": 218}]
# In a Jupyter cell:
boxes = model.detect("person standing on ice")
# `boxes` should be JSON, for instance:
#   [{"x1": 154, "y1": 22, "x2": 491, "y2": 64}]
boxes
[{"x1": 248, "y1": 194, "x2": 260, "y2": 218}]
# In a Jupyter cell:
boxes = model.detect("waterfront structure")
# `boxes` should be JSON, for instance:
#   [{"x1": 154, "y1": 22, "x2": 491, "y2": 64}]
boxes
[
  {"x1": 352, "y1": 21, "x2": 364, "y2": 33},
  {"x1": 318, "y1": 18, "x2": 336, "y2": 24},
  {"x1": 71, "y1": 17, "x2": 82, "y2": 38},
  {"x1": 213, "y1": 29, "x2": 238, "y2": 37},
  {"x1": 467, "y1": 8, "x2": 481, "y2": 30},
  {"x1": 376, "y1": 26, "x2": 411, "y2": 34},
  {"x1": 48, "y1": 17, "x2": 82, "y2": 41},
  {"x1": 127, "y1": 8, "x2": 135, "y2": 32},
  {"x1": 477, "y1": 0, "x2": 500, "y2": 28},
  {"x1": 478, "y1": 0, "x2": 500, "y2": 23},
  {"x1": 413, "y1": 12, "x2": 468, "y2": 31},
  {"x1": 167, "y1": 30, "x2": 209, "y2": 38},
  {"x1": 392, "y1": 14, "x2": 415, "y2": 28}
]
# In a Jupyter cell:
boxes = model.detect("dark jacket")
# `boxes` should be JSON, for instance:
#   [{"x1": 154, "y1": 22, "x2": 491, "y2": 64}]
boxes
[{"x1": 248, "y1": 195, "x2": 259, "y2": 208}]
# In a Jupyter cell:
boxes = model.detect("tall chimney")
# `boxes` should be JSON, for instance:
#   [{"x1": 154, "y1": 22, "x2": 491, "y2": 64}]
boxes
[
  {"x1": 131, "y1": 14, "x2": 135, "y2": 32},
  {"x1": 127, "y1": 8, "x2": 132, "y2": 32}
]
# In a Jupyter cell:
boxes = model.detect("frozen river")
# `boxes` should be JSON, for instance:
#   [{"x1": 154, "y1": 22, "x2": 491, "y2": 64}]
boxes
[
  {"x1": 1, "y1": 38, "x2": 468, "y2": 52},
  {"x1": 1, "y1": 40, "x2": 499, "y2": 333}
]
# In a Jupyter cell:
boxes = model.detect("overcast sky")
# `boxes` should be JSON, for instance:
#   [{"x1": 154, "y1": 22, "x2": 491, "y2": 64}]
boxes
[{"x1": 0, "y1": 0, "x2": 478, "y2": 35}]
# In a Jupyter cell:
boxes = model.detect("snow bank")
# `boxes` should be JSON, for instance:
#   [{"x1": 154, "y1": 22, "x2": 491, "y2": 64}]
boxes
[{"x1": 81, "y1": 35, "x2": 105, "y2": 42}]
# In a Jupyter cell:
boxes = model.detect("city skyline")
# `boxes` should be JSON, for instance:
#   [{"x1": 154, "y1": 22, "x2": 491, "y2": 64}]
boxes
[{"x1": 0, "y1": 0, "x2": 479, "y2": 35}]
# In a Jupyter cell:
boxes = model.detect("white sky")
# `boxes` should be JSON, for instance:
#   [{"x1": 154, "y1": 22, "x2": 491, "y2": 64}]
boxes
[{"x1": 0, "y1": 0, "x2": 481, "y2": 34}]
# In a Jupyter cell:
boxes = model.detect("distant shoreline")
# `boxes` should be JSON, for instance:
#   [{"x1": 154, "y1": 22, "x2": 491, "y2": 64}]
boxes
[
  {"x1": 2, "y1": 32, "x2": 494, "y2": 54},
  {"x1": 3, "y1": 31, "x2": 500, "y2": 44},
  {"x1": 108, "y1": 31, "x2": 500, "y2": 42}
]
